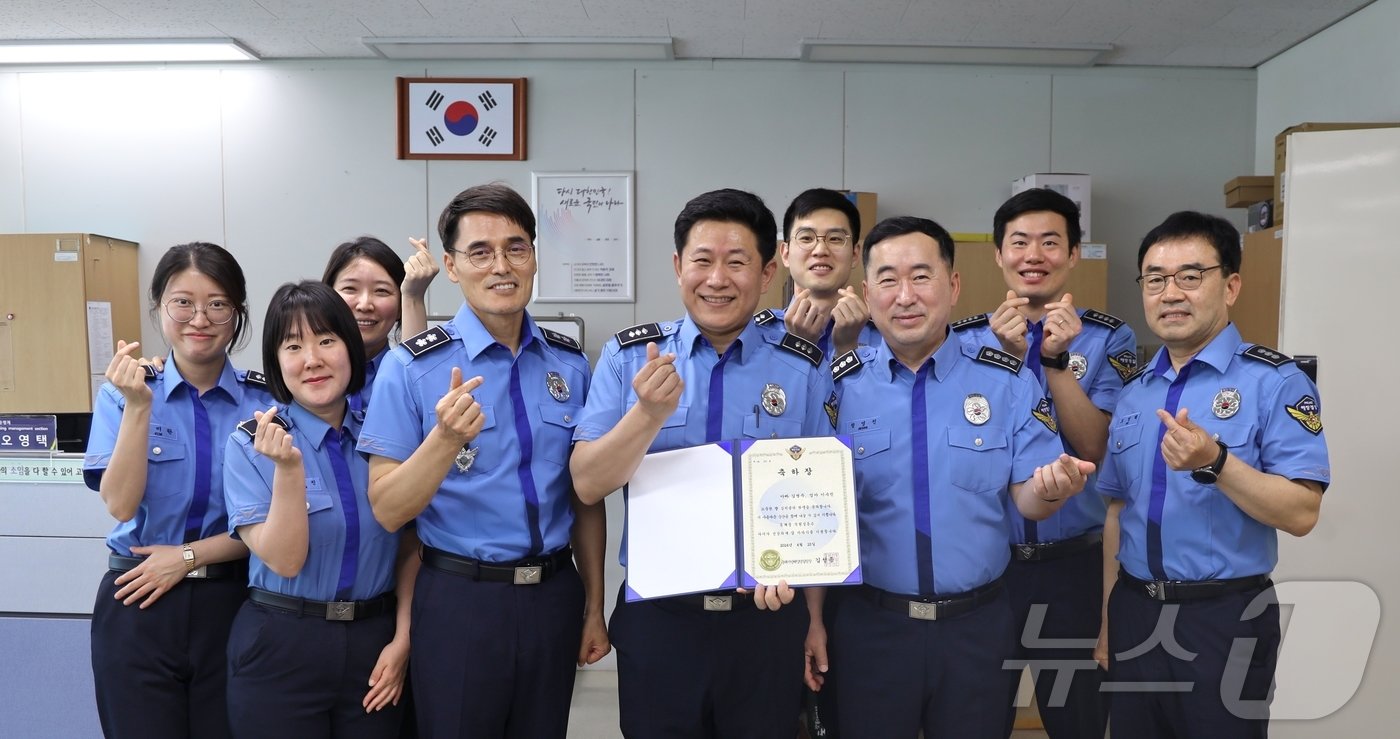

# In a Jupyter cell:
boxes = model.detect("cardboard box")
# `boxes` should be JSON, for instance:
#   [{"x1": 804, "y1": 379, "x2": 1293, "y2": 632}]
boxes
[
  {"x1": 1273, "y1": 122, "x2": 1400, "y2": 224},
  {"x1": 1224, "y1": 176, "x2": 1273, "y2": 208},
  {"x1": 1012, "y1": 173, "x2": 1091, "y2": 241},
  {"x1": 1233, "y1": 229, "x2": 1282, "y2": 346}
]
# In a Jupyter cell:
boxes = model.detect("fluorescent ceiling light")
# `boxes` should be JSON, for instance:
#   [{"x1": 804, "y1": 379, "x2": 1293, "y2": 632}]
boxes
[
  {"x1": 364, "y1": 37, "x2": 674, "y2": 61},
  {"x1": 801, "y1": 39, "x2": 1111, "y2": 66},
  {"x1": 0, "y1": 39, "x2": 259, "y2": 64}
]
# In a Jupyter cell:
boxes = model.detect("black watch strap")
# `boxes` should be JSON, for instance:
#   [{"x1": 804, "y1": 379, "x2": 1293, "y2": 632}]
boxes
[
  {"x1": 1191, "y1": 440, "x2": 1229, "y2": 484},
  {"x1": 1040, "y1": 351, "x2": 1071, "y2": 371}
]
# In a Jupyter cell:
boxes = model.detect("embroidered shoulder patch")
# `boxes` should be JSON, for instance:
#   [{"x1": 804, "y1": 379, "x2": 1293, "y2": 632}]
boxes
[
  {"x1": 779, "y1": 333, "x2": 823, "y2": 367},
  {"x1": 237, "y1": 412, "x2": 290, "y2": 440},
  {"x1": 831, "y1": 350, "x2": 864, "y2": 381},
  {"x1": 824, "y1": 391, "x2": 838, "y2": 429},
  {"x1": 950, "y1": 314, "x2": 990, "y2": 333},
  {"x1": 754, "y1": 309, "x2": 778, "y2": 326},
  {"x1": 404, "y1": 327, "x2": 452, "y2": 358},
  {"x1": 1108, "y1": 350, "x2": 1139, "y2": 382},
  {"x1": 1123, "y1": 365, "x2": 1149, "y2": 385},
  {"x1": 1081, "y1": 310, "x2": 1124, "y2": 330},
  {"x1": 1243, "y1": 345, "x2": 1292, "y2": 367},
  {"x1": 974, "y1": 346, "x2": 1023, "y2": 374},
  {"x1": 540, "y1": 327, "x2": 582, "y2": 353},
  {"x1": 1032, "y1": 397, "x2": 1058, "y2": 433},
  {"x1": 1286, "y1": 395, "x2": 1323, "y2": 435},
  {"x1": 615, "y1": 323, "x2": 663, "y2": 348}
]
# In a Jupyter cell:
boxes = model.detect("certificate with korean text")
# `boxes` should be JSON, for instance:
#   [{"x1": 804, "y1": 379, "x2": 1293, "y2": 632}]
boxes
[{"x1": 624, "y1": 436, "x2": 860, "y2": 601}]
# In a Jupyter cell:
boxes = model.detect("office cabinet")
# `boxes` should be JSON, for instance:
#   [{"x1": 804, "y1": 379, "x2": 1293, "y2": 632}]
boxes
[{"x1": 0, "y1": 233, "x2": 140, "y2": 413}]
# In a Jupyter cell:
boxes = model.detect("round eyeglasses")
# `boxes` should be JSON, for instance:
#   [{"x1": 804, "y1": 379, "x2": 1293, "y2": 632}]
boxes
[
  {"x1": 1136, "y1": 265, "x2": 1223, "y2": 295},
  {"x1": 163, "y1": 297, "x2": 235, "y2": 325},
  {"x1": 790, "y1": 230, "x2": 852, "y2": 251},
  {"x1": 455, "y1": 243, "x2": 535, "y2": 270}
]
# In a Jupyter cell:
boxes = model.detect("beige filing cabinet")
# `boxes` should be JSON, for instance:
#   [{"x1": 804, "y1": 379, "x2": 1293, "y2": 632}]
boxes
[{"x1": 0, "y1": 233, "x2": 141, "y2": 413}]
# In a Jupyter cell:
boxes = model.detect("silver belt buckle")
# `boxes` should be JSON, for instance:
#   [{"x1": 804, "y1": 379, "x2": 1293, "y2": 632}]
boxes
[
  {"x1": 1016, "y1": 544, "x2": 1038, "y2": 561},
  {"x1": 513, "y1": 566, "x2": 542, "y2": 585},
  {"x1": 1145, "y1": 581, "x2": 1168, "y2": 601},
  {"x1": 184, "y1": 566, "x2": 209, "y2": 579},
  {"x1": 907, "y1": 601, "x2": 938, "y2": 621},
  {"x1": 703, "y1": 595, "x2": 733, "y2": 612},
  {"x1": 326, "y1": 601, "x2": 356, "y2": 621}
]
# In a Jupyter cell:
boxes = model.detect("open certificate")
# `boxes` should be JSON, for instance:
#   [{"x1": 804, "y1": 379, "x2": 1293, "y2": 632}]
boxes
[{"x1": 624, "y1": 436, "x2": 861, "y2": 602}]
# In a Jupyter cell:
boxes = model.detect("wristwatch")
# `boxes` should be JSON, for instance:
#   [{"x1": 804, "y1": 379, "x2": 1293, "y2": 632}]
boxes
[
  {"x1": 1190, "y1": 440, "x2": 1229, "y2": 485},
  {"x1": 1040, "y1": 351, "x2": 1071, "y2": 371},
  {"x1": 181, "y1": 544, "x2": 197, "y2": 573}
]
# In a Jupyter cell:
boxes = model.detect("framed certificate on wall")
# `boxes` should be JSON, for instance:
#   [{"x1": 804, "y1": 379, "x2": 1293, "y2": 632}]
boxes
[
  {"x1": 532, "y1": 171, "x2": 634, "y2": 303},
  {"x1": 396, "y1": 77, "x2": 526, "y2": 160}
]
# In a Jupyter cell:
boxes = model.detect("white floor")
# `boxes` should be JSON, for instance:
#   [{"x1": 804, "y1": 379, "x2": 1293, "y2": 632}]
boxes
[{"x1": 565, "y1": 669, "x2": 1051, "y2": 738}]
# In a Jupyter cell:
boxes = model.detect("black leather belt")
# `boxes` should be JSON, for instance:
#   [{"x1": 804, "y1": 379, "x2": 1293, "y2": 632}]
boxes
[
  {"x1": 1011, "y1": 531, "x2": 1103, "y2": 562},
  {"x1": 249, "y1": 587, "x2": 395, "y2": 621},
  {"x1": 858, "y1": 577, "x2": 1004, "y2": 621},
  {"x1": 1118, "y1": 568, "x2": 1272, "y2": 602},
  {"x1": 421, "y1": 545, "x2": 573, "y2": 585},
  {"x1": 108, "y1": 553, "x2": 243, "y2": 580}
]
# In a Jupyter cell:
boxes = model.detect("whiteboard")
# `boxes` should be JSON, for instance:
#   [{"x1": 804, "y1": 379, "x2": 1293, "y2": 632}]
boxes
[{"x1": 1271, "y1": 127, "x2": 1400, "y2": 735}]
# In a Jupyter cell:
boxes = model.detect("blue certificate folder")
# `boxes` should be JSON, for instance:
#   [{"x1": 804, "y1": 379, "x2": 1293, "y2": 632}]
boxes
[{"x1": 624, "y1": 435, "x2": 862, "y2": 602}]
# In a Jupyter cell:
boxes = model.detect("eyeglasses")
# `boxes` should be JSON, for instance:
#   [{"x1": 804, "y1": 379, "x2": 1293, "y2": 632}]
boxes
[
  {"x1": 164, "y1": 297, "x2": 236, "y2": 325},
  {"x1": 1136, "y1": 265, "x2": 1224, "y2": 295},
  {"x1": 453, "y1": 243, "x2": 535, "y2": 269},
  {"x1": 790, "y1": 230, "x2": 852, "y2": 251}
]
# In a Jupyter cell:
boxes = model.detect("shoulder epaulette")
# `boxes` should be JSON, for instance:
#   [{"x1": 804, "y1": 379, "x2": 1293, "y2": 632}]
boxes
[
  {"x1": 540, "y1": 327, "x2": 583, "y2": 354},
  {"x1": 615, "y1": 323, "x2": 664, "y2": 348},
  {"x1": 779, "y1": 333, "x2": 823, "y2": 367},
  {"x1": 1243, "y1": 345, "x2": 1293, "y2": 367},
  {"x1": 237, "y1": 412, "x2": 290, "y2": 440},
  {"x1": 754, "y1": 309, "x2": 778, "y2": 326},
  {"x1": 974, "y1": 346, "x2": 1023, "y2": 374},
  {"x1": 831, "y1": 350, "x2": 863, "y2": 381},
  {"x1": 142, "y1": 364, "x2": 158, "y2": 381},
  {"x1": 241, "y1": 369, "x2": 268, "y2": 388},
  {"x1": 1081, "y1": 309, "x2": 1124, "y2": 330},
  {"x1": 1123, "y1": 365, "x2": 1150, "y2": 385},
  {"x1": 403, "y1": 327, "x2": 452, "y2": 358},
  {"x1": 950, "y1": 314, "x2": 990, "y2": 333}
]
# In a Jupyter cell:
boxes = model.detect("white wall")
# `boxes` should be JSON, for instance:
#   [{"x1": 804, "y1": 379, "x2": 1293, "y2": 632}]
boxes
[
  {"x1": 1255, "y1": 0, "x2": 1400, "y2": 172},
  {"x1": 0, "y1": 59, "x2": 1256, "y2": 362}
]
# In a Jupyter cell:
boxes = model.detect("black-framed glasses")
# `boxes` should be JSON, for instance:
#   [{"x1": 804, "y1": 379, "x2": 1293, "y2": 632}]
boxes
[
  {"x1": 790, "y1": 230, "x2": 852, "y2": 251},
  {"x1": 1136, "y1": 265, "x2": 1224, "y2": 295},
  {"x1": 163, "y1": 298, "x2": 235, "y2": 325},
  {"x1": 453, "y1": 243, "x2": 535, "y2": 269}
]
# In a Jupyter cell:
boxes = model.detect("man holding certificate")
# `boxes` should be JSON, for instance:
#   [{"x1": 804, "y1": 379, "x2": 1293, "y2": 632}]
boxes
[
  {"x1": 571, "y1": 188, "x2": 838, "y2": 739},
  {"x1": 823, "y1": 215, "x2": 1096, "y2": 739}
]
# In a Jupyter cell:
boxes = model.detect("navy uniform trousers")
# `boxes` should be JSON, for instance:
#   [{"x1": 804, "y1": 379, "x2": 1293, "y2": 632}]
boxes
[
  {"x1": 1000, "y1": 543, "x2": 1108, "y2": 738},
  {"x1": 611, "y1": 585, "x2": 808, "y2": 739},
  {"x1": 225, "y1": 599, "x2": 402, "y2": 738},
  {"x1": 91, "y1": 569, "x2": 246, "y2": 739},
  {"x1": 831, "y1": 586, "x2": 1017, "y2": 739},
  {"x1": 1107, "y1": 578, "x2": 1280, "y2": 739},
  {"x1": 411, "y1": 560, "x2": 584, "y2": 739}
]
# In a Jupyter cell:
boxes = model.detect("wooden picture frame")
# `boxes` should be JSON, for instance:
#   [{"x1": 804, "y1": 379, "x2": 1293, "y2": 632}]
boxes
[{"x1": 396, "y1": 77, "x2": 527, "y2": 160}]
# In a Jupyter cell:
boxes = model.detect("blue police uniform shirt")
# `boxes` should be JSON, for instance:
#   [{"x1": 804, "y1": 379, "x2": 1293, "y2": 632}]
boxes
[
  {"x1": 573, "y1": 315, "x2": 837, "y2": 566},
  {"x1": 224, "y1": 402, "x2": 397, "y2": 601},
  {"x1": 85, "y1": 357, "x2": 274, "y2": 556},
  {"x1": 357, "y1": 305, "x2": 590, "y2": 562},
  {"x1": 954, "y1": 309, "x2": 1138, "y2": 543},
  {"x1": 759, "y1": 308, "x2": 884, "y2": 359},
  {"x1": 1098, "y1": 323, "x2": 1331, "y2": 582},
  {"x1": 834, "y1": 334, "x2": 1066, "y2": 596}
]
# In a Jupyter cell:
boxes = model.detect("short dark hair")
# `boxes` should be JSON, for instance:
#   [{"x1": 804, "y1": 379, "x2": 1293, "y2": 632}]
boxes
[
  {"x1": 782, "y1": 188, "x2": 862, "y2": 242},
  {"x1": 437, "y1": 183, "x2": 536, "y2": 253},
  {"x1": 673, "y1": 188, "x2": 778, "y2": 264},
  {"x1": 862, "y1": 216, "x2": 956, "y2": 270},
  {"x1": 323, "y1": 236, "x2": 406, "y2": 291},
  {"x1": 149, "y1": 242, "x2": 251, "y2": 352},
  {"x1": 1136, "y1": 211, "x2": 1242, "y2": 275},
  {"x1": 993, "y1": 189, "x2": 1082, "y2": 250},
  {"x1": 261, "y1": 281, "x2": 366, "y2": 405}
]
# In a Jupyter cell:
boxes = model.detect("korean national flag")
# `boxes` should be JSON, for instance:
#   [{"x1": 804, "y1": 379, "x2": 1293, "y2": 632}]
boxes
[{"x1": 407, "y1": 81, "x2": 517, "y2": 155}]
